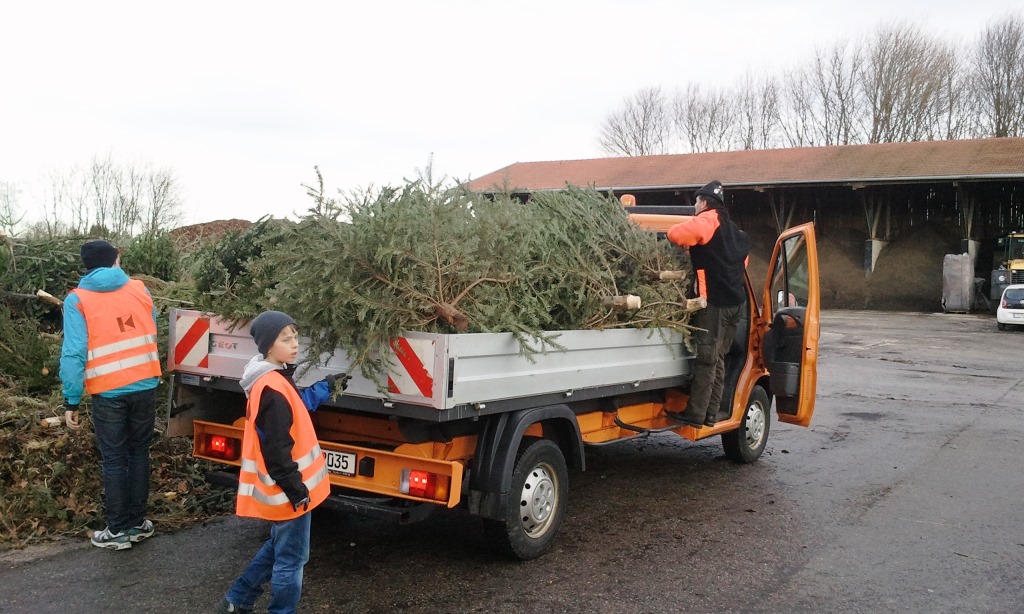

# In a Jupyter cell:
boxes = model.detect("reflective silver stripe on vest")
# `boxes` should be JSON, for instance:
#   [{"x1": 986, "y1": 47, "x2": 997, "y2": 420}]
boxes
[
  {"x1": 84, "y1": 351, "x2": 161, "y2": 379},
  {"x1": 87, "y1": 334, "x2": 158, "y2": 361},
  {"x1": 239, "y1": 444, "x2": 328, "y2": 487},
  {"x1": 236, "y1": 465, "x2": 329, "y2": 507},
  {"x1": 236, "y1": 482, "x2": 290, "y2": 506},
  {"x1": 240, "y1": 445, "x2": 324, "y2": 487}
]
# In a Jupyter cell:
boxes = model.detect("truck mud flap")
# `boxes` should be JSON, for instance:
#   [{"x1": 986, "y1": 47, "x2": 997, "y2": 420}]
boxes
[{"x1": 205, "y1": 469, "x2": 435, "y2": 524}]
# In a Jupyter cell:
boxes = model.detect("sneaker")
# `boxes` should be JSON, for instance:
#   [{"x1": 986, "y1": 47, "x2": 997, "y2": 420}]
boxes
[
  {"x1": 127, "y1": 519, "x2": 154, "y2": 543},
  {"x1": 90, "y1": 527, "x2": 131, "y2": 550},
  {"x1": 215, "y1": 597, "x2": 253, "y2": 614}
]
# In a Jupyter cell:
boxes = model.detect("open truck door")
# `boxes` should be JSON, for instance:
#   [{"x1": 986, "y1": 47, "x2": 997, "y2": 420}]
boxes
[{"x1": 762, "y1": 222, "x2": 819, "y2": 427}]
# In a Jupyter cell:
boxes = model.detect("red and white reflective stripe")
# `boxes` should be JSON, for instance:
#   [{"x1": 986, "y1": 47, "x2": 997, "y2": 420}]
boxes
[
  {"x1": 386, "y1": 337, "x2": 435, "y2": 398},
  {"x1": 174, "y1": 314, "x2": 210, "y2": 368}
]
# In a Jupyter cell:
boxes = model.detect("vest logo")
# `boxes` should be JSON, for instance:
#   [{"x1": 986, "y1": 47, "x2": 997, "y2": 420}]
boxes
[{"x1": 116, "y1": 314, "x2": 136, "y2": 333}]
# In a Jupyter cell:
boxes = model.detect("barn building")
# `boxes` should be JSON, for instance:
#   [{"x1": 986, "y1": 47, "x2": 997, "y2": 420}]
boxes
[{"x1": 467, "y1": 138, "x2": 1024, "y2": 311}]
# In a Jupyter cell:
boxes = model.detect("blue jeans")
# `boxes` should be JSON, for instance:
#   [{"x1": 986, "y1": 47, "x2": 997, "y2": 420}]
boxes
[
  {"x1": 226, "y1": 512, "x2": 311, "y2": 614},
  {"x1": 91, "y1": 388, "x2": 156, "y2": 533}
]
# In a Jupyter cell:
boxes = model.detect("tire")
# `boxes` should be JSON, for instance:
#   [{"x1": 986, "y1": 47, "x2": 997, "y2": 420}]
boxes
[
  {"x1": 722, "y1": 385, "x2": 771, "y2": 464},
  {"x1": 997, "y1": 322, "x2": 1006, "y2": 331},
  {"x1": 483, "y1": 437, "x2": 568, "y2": 560}
]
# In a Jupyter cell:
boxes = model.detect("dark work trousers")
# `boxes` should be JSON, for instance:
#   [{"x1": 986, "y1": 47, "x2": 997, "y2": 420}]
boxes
[
  {"x1": 91, "y1": 388, "x2": 157, "y2": 533},
  {"x1": 687, "y1": 303, "x2": 744, "y2": 423}
]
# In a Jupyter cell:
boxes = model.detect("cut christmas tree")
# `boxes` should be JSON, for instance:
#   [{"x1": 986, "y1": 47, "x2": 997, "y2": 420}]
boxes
[{"x1": 192, "y1": 177, "x2": 699, "y2": 377}]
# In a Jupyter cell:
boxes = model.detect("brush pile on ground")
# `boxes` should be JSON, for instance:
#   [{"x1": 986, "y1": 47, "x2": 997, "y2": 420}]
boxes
[{"x1": 192, "y1": 180, "x2": 698, "y2": 377}]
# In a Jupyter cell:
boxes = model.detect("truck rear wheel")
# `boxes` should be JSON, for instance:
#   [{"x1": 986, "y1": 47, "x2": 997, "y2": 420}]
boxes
[
  {"x1": 483, "y1": 437, "x2": 568, "y2": 560},
  {"x1": 722, "y1": 385, "x2": 770, "y2": 463}
]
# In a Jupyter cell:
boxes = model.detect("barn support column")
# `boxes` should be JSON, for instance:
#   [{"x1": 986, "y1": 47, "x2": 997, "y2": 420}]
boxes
[
  {"x1": 958, "y1": 184, "x2": 980, "y2": 261},
  {"x1": 860, "y1": 188, "x2": 889, "y2": 276}
]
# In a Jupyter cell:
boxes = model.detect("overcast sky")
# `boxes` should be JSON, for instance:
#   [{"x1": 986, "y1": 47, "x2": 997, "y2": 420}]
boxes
[{"x1": 1, "y1": 0, "x2": 1020, "y2": 228}]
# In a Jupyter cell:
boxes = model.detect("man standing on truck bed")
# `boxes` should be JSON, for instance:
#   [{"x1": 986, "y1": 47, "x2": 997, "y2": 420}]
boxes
[
  {"x1": 665, "y1": 180, "x2": 750, "y2": 428},
  {"x1": 60, "y1": 239, "x2": 162, "y2": 550}
]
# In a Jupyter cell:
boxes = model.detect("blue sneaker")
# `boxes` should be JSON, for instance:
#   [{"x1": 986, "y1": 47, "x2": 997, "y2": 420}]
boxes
[
  {"x1": 90, "y1": 527, "x2": 131, "y2": 550},
  {"x1": 127, "y1": 519, "x2": 154, "y2": 543}
]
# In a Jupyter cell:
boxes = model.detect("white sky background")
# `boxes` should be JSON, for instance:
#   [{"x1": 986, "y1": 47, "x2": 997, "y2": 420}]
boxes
[{"x1": 1, "y1": 0, "x2": 1021, "y2": 228}]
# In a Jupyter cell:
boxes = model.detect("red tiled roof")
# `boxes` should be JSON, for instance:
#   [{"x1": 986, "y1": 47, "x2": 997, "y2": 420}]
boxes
[{"x1": 466, "y1": 137, "x2": 1024, "y2": 193}]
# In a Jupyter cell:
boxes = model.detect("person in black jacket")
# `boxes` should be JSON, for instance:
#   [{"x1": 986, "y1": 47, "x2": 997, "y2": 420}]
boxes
[
  {"x1": 665, "y1": 180, "x2": 750, "y2": 427},
  {"x1": 218, "y1": 311, "x2": 346, "y2": 614}
]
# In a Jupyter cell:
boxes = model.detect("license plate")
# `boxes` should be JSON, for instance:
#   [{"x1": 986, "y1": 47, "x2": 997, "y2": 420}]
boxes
[
  {"x1": 323, "y1": 450, "x2": 356, "y2": 476},
  {"x1": 1014, "y1": 313, "x2": 1024, "y2": 319}
]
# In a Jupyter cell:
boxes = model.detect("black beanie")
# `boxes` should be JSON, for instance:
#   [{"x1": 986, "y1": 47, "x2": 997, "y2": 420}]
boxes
[
  {"x1": 250, "y1": 311, "x2": 297, "y2": 358},
  {"x1": 80, "y1": 240, "x2": 119, "y2": 271},
  {"x1": 694, "y1": 180, "x2": 725, "y2": 207}
]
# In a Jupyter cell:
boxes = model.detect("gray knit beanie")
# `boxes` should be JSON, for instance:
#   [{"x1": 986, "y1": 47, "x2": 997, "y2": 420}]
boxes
[{"x1": 249, "y1": 311, "x2": 296, "y2": 358}]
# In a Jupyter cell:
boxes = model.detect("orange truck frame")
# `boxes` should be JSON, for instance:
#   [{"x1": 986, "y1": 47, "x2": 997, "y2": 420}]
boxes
[{"x1": 166, "y1": 210, "x2": 820, "y2": 560}]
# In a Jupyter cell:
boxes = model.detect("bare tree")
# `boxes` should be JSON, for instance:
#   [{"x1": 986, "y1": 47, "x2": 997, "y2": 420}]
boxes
[
  {"x1": 974, "y1": 13, "x2": 1024, "y2": 137},
  {"x1": 809, "y1": 40, "x2": 864, "y2": 145},
  {"x1": 39, "y1": 156, "x2": 184, "y2": 238},
  {"x1": 734, "y1": 72, "x2": 781, "y2": 150},
  {"x1": 778, "y1": 66, "x2": 818, "y2": 148},
  {"x1": 0, "y1": 181, "x2": 24, "y2": 235},
  {"x1": 142, "y1": 166, "x2": 183, "y2": 235},
  {"x1": 927, "y1": 41, "x2": 975, "y2": 140},
  {"x1": 598, "y1": 87, "x2": 672, "y2": 156},
  {"x1": 859, "y1": 23, "x2": 947, "y2": 143},
  {"x1": 673, "y1": 84, "x2": 738, "y2": 153}
]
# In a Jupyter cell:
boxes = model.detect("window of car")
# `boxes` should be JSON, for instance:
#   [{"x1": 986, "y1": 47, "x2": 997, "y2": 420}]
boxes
[{"x1": 1003, "y1": 288, "x2": 1024, "y2": 303}]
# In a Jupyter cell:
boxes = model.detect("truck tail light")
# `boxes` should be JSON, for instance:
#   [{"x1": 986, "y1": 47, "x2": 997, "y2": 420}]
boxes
[
  {"x1": 201, "y1": 434, "x2": 241, "y2": 461},
  {"x1": 400, "y1": 469, "x2": 450, "y2": 501}
]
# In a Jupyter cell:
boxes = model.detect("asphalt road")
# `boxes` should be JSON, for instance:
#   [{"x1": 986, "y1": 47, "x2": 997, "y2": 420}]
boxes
[{"x1": 3, "y1": 310, "x2": 1023, "y2": 613}]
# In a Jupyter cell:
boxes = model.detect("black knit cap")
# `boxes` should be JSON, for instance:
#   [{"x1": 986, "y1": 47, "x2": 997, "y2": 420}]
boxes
[
  {"x1": 250, "y1": 311, "x2": 297, "y2": 358},
  {"x1": 80, "y1": 240, "x2": 119, "y2": 271},
  {"x1": 694, "y1": 180, "x2": 725, "y2": 207}
]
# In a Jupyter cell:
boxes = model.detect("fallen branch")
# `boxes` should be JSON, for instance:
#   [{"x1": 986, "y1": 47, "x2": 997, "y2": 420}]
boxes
[
  {"x1": 0, "y1": 340, "x2": 33, "y2": 367},
  {"x1": 0, "y1": 289, "x2": 63, "y2": 307}
]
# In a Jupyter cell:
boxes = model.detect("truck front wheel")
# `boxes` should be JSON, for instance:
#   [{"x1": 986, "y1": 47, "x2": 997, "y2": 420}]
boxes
[
  {"x1": 721, "y1": 385, "x2": 771, "y2": 463},
  {"x1": 483, "y1": 437, "x2": 568, "y2": 560}
]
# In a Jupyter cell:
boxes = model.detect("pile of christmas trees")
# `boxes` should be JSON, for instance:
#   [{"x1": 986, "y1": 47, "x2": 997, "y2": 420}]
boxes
[{"x1": 194, "y1": 178, "x2": 699, "y2": 377}]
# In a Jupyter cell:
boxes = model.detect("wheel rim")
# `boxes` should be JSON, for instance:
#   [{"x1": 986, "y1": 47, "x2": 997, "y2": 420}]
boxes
[
  {"x1": 519, "y1": 462, "x2": 558, "y2": 538},
  {"x1": 744, "y1": 400, "x2": 767, "y2": 449}
]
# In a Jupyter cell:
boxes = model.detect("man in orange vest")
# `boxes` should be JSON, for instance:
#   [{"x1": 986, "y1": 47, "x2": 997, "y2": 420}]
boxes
[
  {"x1": 60, "y1": 239, "x2": 162, "y2": 550},
  {"x1": 218, "y1": 310, "x2": 343, "y2": 614},
  {"x1": 665, "y1": 180, "x2": 750, "y2": 428}
]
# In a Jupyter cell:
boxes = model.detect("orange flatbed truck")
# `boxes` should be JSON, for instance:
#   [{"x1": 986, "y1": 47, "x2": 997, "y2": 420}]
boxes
[{"x1": 166, "y1": 211, "x2": 820, "y2": 560}]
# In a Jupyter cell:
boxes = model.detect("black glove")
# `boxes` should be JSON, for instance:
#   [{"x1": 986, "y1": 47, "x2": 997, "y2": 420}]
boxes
[
  {"x1": 291, "y1": 496, "x2": 310, "y2": 512},
  {"x1": 325, "y1": 372, "x2": 351, "y2": 391}
]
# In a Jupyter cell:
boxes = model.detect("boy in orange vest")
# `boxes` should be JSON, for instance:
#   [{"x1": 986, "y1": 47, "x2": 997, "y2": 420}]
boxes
[
  {"x1": 218, "y1": 310, "x2": 344, "y2": 614},
  {"x1": 60, "y1": 239, "x2": 162, "y2": 550}
]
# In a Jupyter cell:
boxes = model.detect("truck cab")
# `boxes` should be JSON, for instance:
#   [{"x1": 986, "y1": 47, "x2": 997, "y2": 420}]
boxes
[
  {"x1": 991, "y1": 232, "x2": 1024, "y2": 300},
  {"x1": 166, "y1": 210, "x2": 819, "y2": 560}
]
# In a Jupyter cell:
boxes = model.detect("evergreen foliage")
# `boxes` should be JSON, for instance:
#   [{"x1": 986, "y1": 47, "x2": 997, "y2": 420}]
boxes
[
  {"x1": 0, "y1": 235, "x2": 85, "y2": 320},
  {"x1": 209, "y1": 179, "x2": 698, "y2": 377},
  {"x1": 0, "y1": 306, "x2": 59, "y2": 394},
  {"x1": 120, "y1": 230, "x2": 181, "y2": 282},
  {"x1": 189, "y1": 217, "x2": 291, "y2": 323}
]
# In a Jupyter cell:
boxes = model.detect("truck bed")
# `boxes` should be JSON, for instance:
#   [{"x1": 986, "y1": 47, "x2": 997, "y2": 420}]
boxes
[{"x1": 168, "y1": 309, "x2": 693, "y2": 422}]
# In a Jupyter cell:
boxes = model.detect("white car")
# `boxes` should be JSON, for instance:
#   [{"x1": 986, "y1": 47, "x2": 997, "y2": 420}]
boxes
[{"x1": 996, "y1": 284, "x2": 1024, "y2": 330}]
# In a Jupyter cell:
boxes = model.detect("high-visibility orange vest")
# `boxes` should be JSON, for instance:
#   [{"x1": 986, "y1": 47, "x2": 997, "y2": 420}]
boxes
[
  {"x1": 236, "y1": 371, "x2": 330, "y2": 521},
  {"x1": 72, "y1": 279, "x2": 161, "y2": 395}
]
